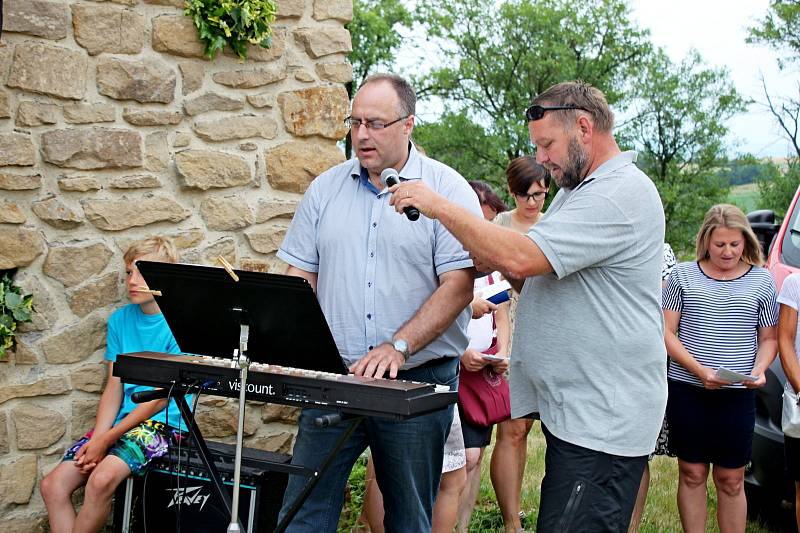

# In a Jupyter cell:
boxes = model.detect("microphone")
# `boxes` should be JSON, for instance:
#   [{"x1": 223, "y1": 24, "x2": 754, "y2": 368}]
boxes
[
  {"x1": 131, "y1": 388, "x2": 170, "y2": 403},
  {"x1": 381, "y1": 168, "x2": 420, "y2": 221}
]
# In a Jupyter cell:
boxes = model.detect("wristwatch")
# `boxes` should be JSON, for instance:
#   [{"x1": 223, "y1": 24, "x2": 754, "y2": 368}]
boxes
[{"x1": 392, "y1": 339, "x2": 410, "y2": 361}]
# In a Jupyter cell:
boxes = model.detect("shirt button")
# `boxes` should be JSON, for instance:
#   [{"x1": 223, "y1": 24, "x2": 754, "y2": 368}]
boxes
[
  {"x1": 368, "y1": 282, "x2": 372, "y2": 287},
  {"x1": 372, "y1": 222, "x2": 377, "y2": 228},
  {"x1": 367, "y1": 313, "x2": 372, "y2": 319},
  {"x1": 368, "y1": 345, "x2": 374, "y2": 350},
  {"x1": 370, "y1": 252, "x2": 374, "y2": 257}
]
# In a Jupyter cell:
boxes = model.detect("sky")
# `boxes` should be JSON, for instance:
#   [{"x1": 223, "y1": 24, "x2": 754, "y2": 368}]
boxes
[
  {"x1": 629, "y1": 0, "x2": 796, "y2": 158},
  {"x1": 400, "y1": 0, "x2": 797, "y2": 160}
]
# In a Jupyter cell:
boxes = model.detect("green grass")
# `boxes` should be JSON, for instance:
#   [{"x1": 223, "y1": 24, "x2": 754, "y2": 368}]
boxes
[
  {"x1": 729, "y1": 182, "x2": 761, "y2": 213},
  {"x1": 339, "y1": 421, "x2": 781, "y2": 532}
]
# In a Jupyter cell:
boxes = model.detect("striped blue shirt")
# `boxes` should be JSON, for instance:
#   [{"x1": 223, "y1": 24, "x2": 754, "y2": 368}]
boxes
[{"x1": 662, "y1": 262, "x2": 778, "y2": 388}]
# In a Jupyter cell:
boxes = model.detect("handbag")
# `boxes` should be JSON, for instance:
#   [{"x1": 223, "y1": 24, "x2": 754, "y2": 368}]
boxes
[
  {"x1": 458, "y1": 342, "x2": 511, "y2": 427},
  {"x1": 782, "y1": 382, "x2": 800, "y2": 438}
]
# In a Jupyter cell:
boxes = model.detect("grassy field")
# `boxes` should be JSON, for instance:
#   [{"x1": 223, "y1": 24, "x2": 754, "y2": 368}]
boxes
[
  {"x1": 339, "y1": 421, "x2": 781, "y2": 532},
  {"x1": 729, "y1": 182, "x2": 762, "y2": 213}
]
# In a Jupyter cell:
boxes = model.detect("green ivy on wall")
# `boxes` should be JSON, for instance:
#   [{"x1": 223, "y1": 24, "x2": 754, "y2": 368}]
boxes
[
  {"x1": 0, "y1": 275, "x2": 34, "y2": 359},
  {"x1": 184, "y1": 0, "x2": 278, "y2": 61}
]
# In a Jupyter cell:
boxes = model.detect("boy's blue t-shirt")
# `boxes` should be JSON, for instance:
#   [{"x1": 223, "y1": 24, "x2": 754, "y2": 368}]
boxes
[{"x1": 105, "y1": 303, "x2": 188, "y2": 431}]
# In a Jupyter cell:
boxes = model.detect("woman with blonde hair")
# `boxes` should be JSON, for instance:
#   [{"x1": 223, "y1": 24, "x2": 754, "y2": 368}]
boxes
[{"x1": 662, "y1": 204, "x2": 778, "y2": 532}]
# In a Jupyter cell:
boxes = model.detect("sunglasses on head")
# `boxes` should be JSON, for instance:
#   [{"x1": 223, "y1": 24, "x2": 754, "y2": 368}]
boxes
[{"x1": 525, "y1": 104, "x2": 589, "y2": 122}]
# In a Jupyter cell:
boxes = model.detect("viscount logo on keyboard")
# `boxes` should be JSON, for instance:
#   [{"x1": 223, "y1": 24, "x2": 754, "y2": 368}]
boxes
[
  {"x1": 114, "y1": 351, "x2": 457, "y2": 420},
  {"x1": 228, "y1": 380, "x2": 275, "y2": 396}
]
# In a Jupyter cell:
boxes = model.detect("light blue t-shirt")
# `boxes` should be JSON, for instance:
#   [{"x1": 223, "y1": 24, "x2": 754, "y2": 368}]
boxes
[
  {"x1": 277, "y1": 143, "x2": 482, "y2": 367},
  {"x1": 105, "y1": 303, "x2": 188, "y2": 431}
]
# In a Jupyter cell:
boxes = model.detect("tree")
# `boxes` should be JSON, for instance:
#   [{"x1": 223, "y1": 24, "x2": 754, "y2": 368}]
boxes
[
  {"x1": 621, "y1": 50, "x2": 746, "y2": 251},
  {"x1": 412, "y1": 0, "x2": 653, "y2": 171},
  {"x1": 748, "y1": 1, "x2": 800, "y2": 214},
  {"x1": 344, "y1": 0, "x2": 412, "y2": 157},
  {"x1": 747, "y1": 0, "x2": 800, "y2": 69}
]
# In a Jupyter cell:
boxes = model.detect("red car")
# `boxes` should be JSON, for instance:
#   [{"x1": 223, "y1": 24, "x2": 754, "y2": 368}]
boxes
[{"x1": 746, "y1": 185, "x2": 800, "y2": 531}]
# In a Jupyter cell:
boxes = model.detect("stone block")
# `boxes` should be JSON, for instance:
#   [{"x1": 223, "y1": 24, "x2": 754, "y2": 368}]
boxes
[
  {"x1": 200, "y1": 196, "x2": 254, "y2": 231},
  {"x1": 0, "y1": 376, "x2": 69, "y2": 405},
  {"x1": 224, "y1": 27, "x2": 287, "y2": 63},
  {"x1": 313, "y1": 0, "x2": 353, "y2": 22},
  {"x1": 40, "y1": 313, "x2": 107, "y2": 364},
  {"x1": 63, "y1": 103, "x2": 116, "y2": 124},
  {"x1": 82, "y1": 195, "x2": 191, "y2": 231},
  {"x1": 58, "y1": 176, "x2": 102, "y2": 192},
  {"x1": 0, "y1": 227, "x2": 45, "y2": 270},
  {"x1": 7, "y1": 42, "x2": 87, "y2": 100},
  {"x1": 11, "y1": 337, "x2": 39, "y2": 364},
  {"x1": 193, "y1": 115, "x2": 278, "y2": 142},
  {"x1": 14, "y1": 273, "x2": 59, "y2": 333},
  {"x1": 239, "y1": 142, "x2": 258, "y2": 151},
  {"x1": 70, "y1": 362, "x2": 107, "y2": 393},
  {"x1": 278, "y1": 86, "x2": 349, "y2": 139},
  {"x1": 72, "y1": 3, "x2": 145, "y2": 55},
  {"x1": 170, "y1": 228, "x2": 204, "y2": 249},
  {"x1": 16, "y1": 101, "x2": 60, "y2": 127},
  {"x1": 173, "y1": 132, "x2": 192, "y2": 148},
  {"x1": 1, "y1": 514, "x2": 47, "y2": 533},
  {"x1": 0, "y1": 412, "x2": 7, "y2": 454},
  {"x1": 71, "y1": 398, "x2": 101, "y2": 440},
  {"x1": 179, "y1": 61, "x2": 204, "y2": 95},
  {"x1": 212, "y1": 64, "x2": 287, "y2": 89},
  {"x1": 4, "y1": 0, "x2": 69, "y2": 40},
  {"x1": 152, "y1": 14, "x2": 206, "y2": 58},
  {"x1": 194, "y1": 400, "x2": 258, "y2": 438},
  {"x1": 97, "y1": 57, "x2": 176, "y2": 104},
  {"x1": 0, "y1": 89, "x2": 10, "y2": 118},
  {"x1": 276, "y1": 0, "x2": 303, "y2": 18},
  {"x1": 240, "y1": 258, "x2": 269, "y2": 273},
  {"x1": 184, "y1": 92, "x2": 244, "y2": 116},
  {"x1": 145, "y1": 132, "x2": 170, "y2": 173},
  {"x1": 31, "y1": 197, "x2": 83, "y2": 229},
  {"x1": 42, "y1": 241, "x2": 113, "y2": 288},
  {"x1": 244, "y1": 222, "x2": 289, "y2": 254},
  {"x1": 293, "y1": 27, "x2": 352, "y2": 58},
  {"x1": 266, "y1": 140, "x2": 345, "y2": 194},
  {"x1": 0, "y1": 172, "x2": 41, "y2": 190},
  {"x1": 254, "y1": 197, "x2": 298, "y2": 222},
  {"x1": 0, "y1": 456, "x2": 37, "y2": 505},
  {"x1": 41, "y1": 128, "x2": 143, "y2": 170},
  {"x1": 0, "y1": 133, "x2": 36, "y2": 166},
  {"x1": 261, "y1": 403, "x2": 300, "y2": 424},
  {"x1": 248, "y1": 432, "x2": 293, "y2": 455},
  {"x1": 175, "y1": 149, "x2": 252, "y2": 190},
  {"x1": 66, "y1": 272, "x2": 120, "y2": 318},
  {"x1": 293, "y1": 69, "x2": 315, "y2": 82},
  {"x1": 315, "y1": 62, "x2": 352, "y2": 83},
  {"x1": 122, "y1": 108, "x2": 183, "y2": 126},
  {"x1": 144, "y1": 0, "x2": 184, "y2": 5},
  {"x1": 109, "y1": 174, "x2": 162, "y2": 189},
  {"x1": 181, "y1": 237, "x2": 236, "y2": 266},
  {"x1": 246, "y1": 92, "x2": 275, "y2": 109},
  {"x1": 12, "y1": 404, "x2": 66, "y2": 450},
  {"x1": 0, "y1": 202, "x2": 25, "y2": 224}
]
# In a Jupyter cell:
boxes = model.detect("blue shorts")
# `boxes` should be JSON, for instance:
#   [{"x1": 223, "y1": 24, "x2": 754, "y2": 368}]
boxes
[{"x1": 64, "y1": 420, "x2": 183, "y2": 475}]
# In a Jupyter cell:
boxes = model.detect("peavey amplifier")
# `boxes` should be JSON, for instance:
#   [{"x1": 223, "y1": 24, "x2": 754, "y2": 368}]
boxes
[{"x1": 113, "y1": 440, "x2": 289, "y2": 533}]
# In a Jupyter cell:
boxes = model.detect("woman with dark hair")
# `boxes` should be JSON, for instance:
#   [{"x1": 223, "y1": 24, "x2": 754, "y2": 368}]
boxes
[
  {"x1": 489, "y1": 156, "x2": 550, "y2": 532},
  {"x1": 663, "y1": 204, "x2": 778, "y2": 532}
]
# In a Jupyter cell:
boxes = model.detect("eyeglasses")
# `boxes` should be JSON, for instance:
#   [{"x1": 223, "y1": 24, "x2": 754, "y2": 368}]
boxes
[
  {"x1": 524, "y1": 105, "x2": 588, "y2": 122},
  {"x1": 514, "y1": 191, "x2": 546, "y2": 202},
  {"x1": 344, "y1": 116, "x2": 409, "y2": 130}
]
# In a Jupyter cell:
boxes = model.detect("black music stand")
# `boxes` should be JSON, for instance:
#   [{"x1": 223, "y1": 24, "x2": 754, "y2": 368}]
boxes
[{"x1": 134, "y1": 261, "x2": 355, "y2": 533}]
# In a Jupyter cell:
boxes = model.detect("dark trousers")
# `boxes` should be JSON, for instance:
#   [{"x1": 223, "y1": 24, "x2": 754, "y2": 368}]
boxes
[{"x1": 537, "y1": 425, "x2": 647, "y2": 532}]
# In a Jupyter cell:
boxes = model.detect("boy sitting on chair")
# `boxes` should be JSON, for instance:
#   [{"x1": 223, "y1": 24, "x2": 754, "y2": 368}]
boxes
[{"x1": 42, "y1": 236, "x2": 187, "y2": 533}]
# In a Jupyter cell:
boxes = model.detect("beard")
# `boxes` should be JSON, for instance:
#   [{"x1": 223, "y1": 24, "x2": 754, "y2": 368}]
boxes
[{"x1": 551, "y1": 136, "x2": 588, "y2": 190}]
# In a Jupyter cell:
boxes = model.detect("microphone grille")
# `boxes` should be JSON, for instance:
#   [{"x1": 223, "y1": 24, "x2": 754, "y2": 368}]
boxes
[{"x1": 380, "y1": 167, "x2": 399, "y2": 186}]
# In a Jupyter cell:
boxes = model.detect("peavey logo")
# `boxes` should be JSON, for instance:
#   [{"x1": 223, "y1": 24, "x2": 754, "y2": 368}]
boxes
[
  {"x1": 166, "y1": 486, "x2": 211, "y2": 510},
  {"x1": 228, "y1": 380, "x2": 276, "y2": 395}
]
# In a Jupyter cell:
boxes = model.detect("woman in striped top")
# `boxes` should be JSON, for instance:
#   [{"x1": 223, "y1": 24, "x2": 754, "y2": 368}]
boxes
[{"x1": 663, "y1": 204, "x2": 778, "y2": 533}]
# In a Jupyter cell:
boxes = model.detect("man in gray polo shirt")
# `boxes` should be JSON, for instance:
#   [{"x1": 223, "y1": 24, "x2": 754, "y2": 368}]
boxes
[
  {"x1": 390, "y1": 80, "x2": 667, "y2": 531},
  {"x1": 275, "y1": 73, "x2": 481, "y2": 532}
]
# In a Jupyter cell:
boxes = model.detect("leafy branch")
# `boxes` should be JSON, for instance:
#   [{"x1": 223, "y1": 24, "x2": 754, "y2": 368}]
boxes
[
  {"x1": 0, "y1": 275, "x2": 34, "y2": 359},
  {"x1": 184, "y1": 0, "x2": 277, "y2": 61}
]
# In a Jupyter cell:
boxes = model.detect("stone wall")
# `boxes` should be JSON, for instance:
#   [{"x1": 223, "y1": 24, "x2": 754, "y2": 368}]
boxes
[{"x1": 0, "y1": 0, "x2": 352, "y2": 528}]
